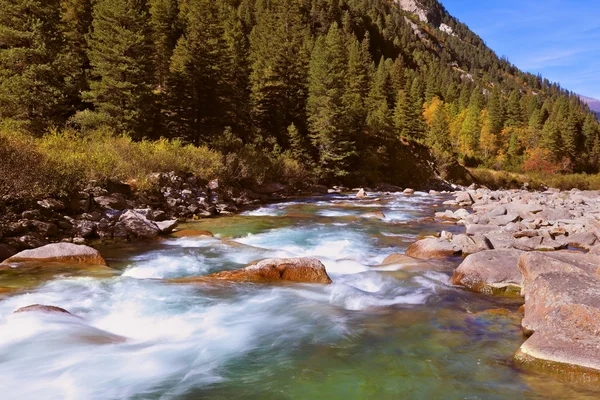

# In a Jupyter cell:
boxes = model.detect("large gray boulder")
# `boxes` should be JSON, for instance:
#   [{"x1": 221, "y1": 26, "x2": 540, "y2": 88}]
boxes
[
  {"x1": 452, "y1": 249, "x2": 524, "y2": 294},
  {"x1": 2, "y1": 243, "x2": 108, "y2": 266}
]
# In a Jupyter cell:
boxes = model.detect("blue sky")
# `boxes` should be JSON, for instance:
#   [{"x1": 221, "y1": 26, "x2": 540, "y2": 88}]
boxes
[{"x1": 440, "y1": 0, "x2": 600, "y2": 99}]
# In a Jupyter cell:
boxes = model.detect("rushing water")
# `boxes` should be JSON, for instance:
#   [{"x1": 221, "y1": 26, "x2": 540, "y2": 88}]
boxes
[{"x1": 1, "y1": 192, "x2": 599, "y2": 399}]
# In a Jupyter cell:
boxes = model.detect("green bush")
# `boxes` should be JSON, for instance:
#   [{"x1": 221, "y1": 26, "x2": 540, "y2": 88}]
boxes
[{"x1": 0, "y1": 126, "x2": 223, "y2": 199}]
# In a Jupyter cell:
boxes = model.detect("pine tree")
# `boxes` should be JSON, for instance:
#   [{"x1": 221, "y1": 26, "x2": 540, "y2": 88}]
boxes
[
  {"x1": 149, "y1": 0, "x2": 180, "y2": 89},
  {"x1": 427, "y1": 102, "x2": 452, "y2": 155},
  {"x1": 0, "y1": 0, "x2": 67, "y2": 131},
  {"x1": 365, "y1": 57, "x2": 393, "y2": 139},
  {"x1": 61, "y1": 0, "x2": 94, "y2": 114},
  {"x1": 307, "y1": 23, "x2": 353, "y2": 180},
  {"x1": 505, "y1": 90, "x2": 523, "y2": 127},
  {"x1": 165, "y1": 0, "x2": 229, "y2": 144},
  {"x1": 82, "y1": 0, "x2": 155, "y2": 137},
  {"x1": 342, "y1": 34, "x2": 372, "y2": 148},
  {"x1": 250, "y1": 0, "x2": 310, "y2": 144},
  {"x1": 485, "y1": 88, "x2": 504, "y2": 135}
]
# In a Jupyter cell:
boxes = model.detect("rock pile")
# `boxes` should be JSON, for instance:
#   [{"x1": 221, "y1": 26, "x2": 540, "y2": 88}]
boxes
[
  {"x1": 0, "y1": 172, "x2": 289, "y2": 256},
  {"x1": 410, "y1": 187, "x2": 600, "y2": 378}
]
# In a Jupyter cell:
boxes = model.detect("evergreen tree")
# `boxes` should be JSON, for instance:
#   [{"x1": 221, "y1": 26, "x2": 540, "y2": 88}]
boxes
[
  {"x1": 505, "y1": 90, "x2": 523, "y2": 127},
  {"x1": 365, "y1": 57, "x2": 393, "y2": 139},
  {"x1": 427, "y1": 102, "x2": 452, "y2": 155},
  {"x1": 250, "y1": 0, "x2": 310, "y2": 145},
  {"x1": 307, "y1": 23, "x2": 353, "y2": 180},
  {"x1": 0, "y1": 0, "x2": 67, "y2": 131},
  {"x1": 82, "y1": 0, "x2": 155, "y2": 137},
  {"x1": 61, "y1": 0, "x2": 94, "y2": 114},
  {"x1": 149, "y1": 0, "x2": 180, "y2": 89},
  {"x1": 165, "y1": 0, "x2": 228, "y2": 144}
]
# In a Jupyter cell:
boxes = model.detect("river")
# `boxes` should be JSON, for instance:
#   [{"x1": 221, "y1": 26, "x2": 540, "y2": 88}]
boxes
[{"x1": 0, "y1": 192, "x2": 598, "y2": 399}]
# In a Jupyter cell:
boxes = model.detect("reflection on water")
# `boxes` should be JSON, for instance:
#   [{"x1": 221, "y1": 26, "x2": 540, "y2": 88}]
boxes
[{"x1": 0, "y1": 192, "x2": 598, "y2": 399}]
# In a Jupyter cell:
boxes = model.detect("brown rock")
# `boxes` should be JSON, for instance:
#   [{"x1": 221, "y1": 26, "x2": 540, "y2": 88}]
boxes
[
  {"x1": 521, "y1": 271, "x2": 600, "y2": 335},
  {"x1": 171, "y1": 229, "x2": 215, "y2": 238},
  {"x1": 405, "y1": 238, "x2": 461, "y2": 259},
  {"x1": 173, "y1": 257, "x2": 332, "y2": 284},
  {"x1": 518, "y1": 251, "x2": 600, "y2": 296},
  {"x1": 516, "y1": 304, "x2": 600, "y2": 378},
  {"x1": 452, "y1": 249, "x2": 524, "y2": 294},
  {"x1": 2, "y1": 243, "x2": 108, "y2": 266},
  {"x1": 360, "y1": 212, "x2": 385, "y2": 219}
]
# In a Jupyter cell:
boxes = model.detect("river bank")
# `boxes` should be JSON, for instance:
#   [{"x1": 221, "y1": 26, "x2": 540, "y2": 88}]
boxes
[{"x1": 407, "y1": 187, "x2": 600, "y2": 380}]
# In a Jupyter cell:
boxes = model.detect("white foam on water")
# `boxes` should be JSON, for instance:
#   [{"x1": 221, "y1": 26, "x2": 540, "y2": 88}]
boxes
[
  {"x1": 122, "y1": 254, "x2": 211, "y2": 279},
  {"x1": 0, "y1": 277, "x2": 350, "y2": 399}
]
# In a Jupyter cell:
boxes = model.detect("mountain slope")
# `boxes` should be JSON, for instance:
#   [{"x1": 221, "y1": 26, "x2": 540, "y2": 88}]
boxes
[{"x1": 1, "y1": 0, "x2": 599, "y2": 188}]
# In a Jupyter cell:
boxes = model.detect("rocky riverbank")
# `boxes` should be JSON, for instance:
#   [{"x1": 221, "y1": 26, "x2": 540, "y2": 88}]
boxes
[
  {"x1": 405, "y1": 186, "x2": 600, "y2": 379},
  {"x1": 0, "y1": 172, "x2": 321, "y2": 261}
]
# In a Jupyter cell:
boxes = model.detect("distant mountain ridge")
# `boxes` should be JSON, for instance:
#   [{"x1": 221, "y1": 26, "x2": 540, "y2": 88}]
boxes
[{"x1": 580, "y1": 95, "x2": 600, "y2": 112}]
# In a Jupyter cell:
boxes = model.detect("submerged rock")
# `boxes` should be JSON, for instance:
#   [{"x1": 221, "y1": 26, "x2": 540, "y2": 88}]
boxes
[
  {"x1": 452, "y1": 249, "x2": 524, "y2": 294},
  {"x1": 173, "y1": 257, "x2": 332, "y2": 284},
  {"x1": 171, "y1": 229, "x2": 214, "y2": 238},
  {"x1": 2, "y1": 243, "x2": 108, "y2": 266},
  {"x1": 14, "y1": 304, "x2": 72, "y2": 315},
  {"x1": 405, "y1": 238, "x2": 461, "y2": 259}
]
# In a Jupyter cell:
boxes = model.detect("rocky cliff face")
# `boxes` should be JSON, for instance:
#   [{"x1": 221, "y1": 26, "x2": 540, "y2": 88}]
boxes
[{"x1": 396, "y1": 0, "x2": 429, "y2": 22}]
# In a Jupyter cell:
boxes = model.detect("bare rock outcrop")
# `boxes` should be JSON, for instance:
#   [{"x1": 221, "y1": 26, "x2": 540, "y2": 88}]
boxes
[{"x1": 172, "y1": 257, "x2": 332, "y2": 285}]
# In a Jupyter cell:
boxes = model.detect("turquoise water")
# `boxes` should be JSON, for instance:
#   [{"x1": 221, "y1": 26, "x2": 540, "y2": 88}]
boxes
[{"x1": 0, "y1": 192, "x2": 598, "y2": 399}]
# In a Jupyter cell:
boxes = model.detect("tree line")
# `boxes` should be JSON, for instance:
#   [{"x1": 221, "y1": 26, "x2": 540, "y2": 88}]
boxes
[{"x1": 1, "y1": 0, "x2": 599, "y2": 184}]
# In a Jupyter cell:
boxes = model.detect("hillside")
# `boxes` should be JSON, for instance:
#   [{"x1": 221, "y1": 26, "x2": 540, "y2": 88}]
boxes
[
  {"x1": 1, "y1": 0, "x2": 599, "y2": 195},
  {"x1": 580, "y1": 95, "x2": 600, "y2": 119}
]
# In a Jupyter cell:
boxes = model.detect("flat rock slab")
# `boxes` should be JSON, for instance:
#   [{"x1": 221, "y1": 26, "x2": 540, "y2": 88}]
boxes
[
  {"x1": 516, "y1": 304, "x2": 600, "y2": 379},
  {"x1": 521, "y1": 271, "x2": 600, "y2": 334},
  {"x1": 405, "y1": 238, "x2": 461, "y2": 259},
  {"x1": 518, "y1": 251, "x2": 600, "y2": 295},
  {"x1": 2, "y1": 243, "x2": 108, "y2": 266},
  {"x1": 452, "y1": 249, "x2": 524, "y2": 294},
  {"x1": 172, "y1": 257, "x2": 332, "y2": 284}
]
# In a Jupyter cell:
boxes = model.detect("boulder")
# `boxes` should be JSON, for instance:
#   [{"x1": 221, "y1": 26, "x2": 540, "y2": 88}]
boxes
[
  {"x1": 37, "y1": 198, "x2": 66, "y2": 211},
  {"x1": 405, "y1": 238, "x2": 461, "y2": 259},
  {"x1": 155, "y1": 220, "x2": 179, "y2": 233},
  {"x1": 452, "y1": 234, "x2": 492, "y2": 255},
  {"x1": 518, "y1": 251, "x2": 600, "y2": 297},
  {"x1": 2, "y1": 243, "x2": 108, "y2": 266},
  {"x1": 488, "y1": 214, "x2": 520, "y2": 226},
  {"x1": 465, "y1": 224, "x2": 499, "y2": 235},
  {"x1": 94, "y1": 193, "x2": 127, "y2": 210},
  {"x1": 452, "y1": 249, "x2": 524, "y2": 294},
  {"x1": 356, "y1": 188, "x2": 367, "y2": 199},
  {"x1": 403, "y1": 188, "x2": 415, "y2": 195},
  {"x1": 520, "y1": 271, "x2": 600, "y2": 335},
  {"x1": 516, "y1": 304, "x2": 600, "y2": 377},
  {"x1": 114, "y1": 210, "x2": 160, "y2": 239},
  {"x1": 14, "y1": 304, "x2": 72, "y2": 315},
  {"x1": 361, "y1": 212, "x2": 385, "y2": 220},
  {"x1": 174, "y1": 257, "x2": 332, "y2": 284},
  {"x1": 455, "y1": 192, "x2": 474, "y2": 205}
]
